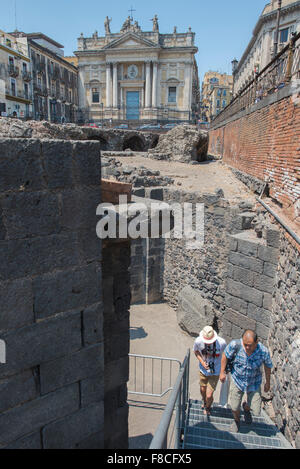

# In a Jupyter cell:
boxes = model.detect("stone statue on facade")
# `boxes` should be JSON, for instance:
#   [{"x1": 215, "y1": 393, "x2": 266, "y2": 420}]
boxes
[
  {"x1": 133, "y1": 21, "x2": 141, "y2": 33},
  {"x1": 104, "y1": 16, "x2": 112, "y2": 35},
  {"x1": 151, "y1": 14, "x2": 159, "y2": 32},
  {"x1": 121, "y1": 16, "x2": 132, "y2": 32}
]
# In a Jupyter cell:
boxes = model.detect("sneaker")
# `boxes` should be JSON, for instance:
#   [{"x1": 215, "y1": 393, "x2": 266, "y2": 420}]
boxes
[
  {"x1": 243, "y1": 402, "x2": 253, "y2": 424},
  {"x1": 230, "y1": 420, "x2": 240, "y2": 433}
]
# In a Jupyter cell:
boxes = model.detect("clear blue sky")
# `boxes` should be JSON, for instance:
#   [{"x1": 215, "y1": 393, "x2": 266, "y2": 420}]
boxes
[{"x1": 1, "y1": 0, "x2": 267, "y2": 83}]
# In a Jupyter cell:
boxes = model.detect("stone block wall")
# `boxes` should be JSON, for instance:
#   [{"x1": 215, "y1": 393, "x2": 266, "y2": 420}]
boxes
[
  {"x1": 102, "y1": 240, "x2": 131, "y2": 449},
  {"x1": 161, "y1": 188, "x2": 254, "y2": 321},
  {"x1": 208, "y1": 90, "x2": 300, "y2": 226},
  {"x1": 253, "y1": 210, "x2": 300, "y2": 448},
  {"x1": 0, "y1": 138, "x2": 103, "y2": 448},
  {"x1": 222, "y1": 230, "x2": 279, "y2": 344}
]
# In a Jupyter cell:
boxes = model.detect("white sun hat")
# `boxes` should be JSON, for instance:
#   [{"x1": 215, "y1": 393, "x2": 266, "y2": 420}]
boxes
[{"x1": 200, "y1": 326, "x2": 218, "y2": 344}]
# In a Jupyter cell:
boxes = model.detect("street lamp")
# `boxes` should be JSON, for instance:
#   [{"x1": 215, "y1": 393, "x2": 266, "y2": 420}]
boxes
[{"x1": 273, "y1": 0, "x2": 282, "y2": 58}]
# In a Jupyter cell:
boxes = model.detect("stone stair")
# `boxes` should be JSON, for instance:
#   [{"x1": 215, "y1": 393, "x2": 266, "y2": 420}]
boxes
[{"x1": 182, "y1": 400, "x2": 293, "y2": 449}]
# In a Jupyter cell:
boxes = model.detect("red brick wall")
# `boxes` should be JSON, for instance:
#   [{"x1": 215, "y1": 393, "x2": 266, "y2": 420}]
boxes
[{"x1": 208, "y1": 95, "x2": 300, "y2": 225}]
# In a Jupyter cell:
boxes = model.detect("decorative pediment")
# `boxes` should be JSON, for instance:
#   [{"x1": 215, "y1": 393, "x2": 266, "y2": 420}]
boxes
[{"x1": 103, "y1": 32, "x2": 160, "y2": 50}]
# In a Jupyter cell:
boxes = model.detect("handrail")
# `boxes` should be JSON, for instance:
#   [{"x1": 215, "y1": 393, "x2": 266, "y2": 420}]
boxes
[
  {"x1": 257, "y1": 197, "x2": 300, "y2": 246},
  {"x1": 149, "y1": 349, "x2": 190, "y2": 449}
]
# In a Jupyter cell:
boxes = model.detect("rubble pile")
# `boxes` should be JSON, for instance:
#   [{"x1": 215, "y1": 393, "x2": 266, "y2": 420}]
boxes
[
  {"x1": 102, "y1": 157, "x2": 174, "y2": 187},
  {"x1": 147, "y1": 125, "x2": 208, "y2": 163}
]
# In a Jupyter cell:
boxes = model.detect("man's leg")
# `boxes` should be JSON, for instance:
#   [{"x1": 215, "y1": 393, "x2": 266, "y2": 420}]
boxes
[
  {"x1": 199, "y1": 372, "x2": 208, "y2": 408},
  {"x1": 205, "y1": 376, "x2": 219, "y2": 414},
  {"x1": 229, "y1": 378, "x2": 243, "y2": 432},
  {"x1": 200, "y1": 385, "x2": 207, "y2": 407},
  {"x1": 247, "y1": 388, "x2": 262, "y2": 419}
]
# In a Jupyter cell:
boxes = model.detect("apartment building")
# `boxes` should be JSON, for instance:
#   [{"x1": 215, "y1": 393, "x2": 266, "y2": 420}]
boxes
[
  {"x1": 0, "y1": 30, "x2": 32, "y2": 118},
  {"x1": 200, "y1": 71, "x2": 233, "y2": 121}
]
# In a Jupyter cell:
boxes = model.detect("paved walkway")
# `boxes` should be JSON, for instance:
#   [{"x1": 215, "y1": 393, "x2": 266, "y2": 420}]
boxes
[{"x1": 128, "y1": 302, "x2": 223, "y2": 449}]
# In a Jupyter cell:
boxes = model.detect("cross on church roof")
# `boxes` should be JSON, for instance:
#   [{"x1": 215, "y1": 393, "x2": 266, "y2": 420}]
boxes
[{"x1": 128, "y1": 5, "x2": 136, "y2": 20}]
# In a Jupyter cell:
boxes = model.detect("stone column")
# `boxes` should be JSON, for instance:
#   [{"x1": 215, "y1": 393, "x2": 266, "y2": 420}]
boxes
[
  {"x1": 152, "y1": 61, "x2": 158, "y2": 108},
  {"x1": 106, "y1": 62, "x2": 112, "y2": 108},
  {"x1": 145, "y1": 61, "x2": 151, "y2": 108},
  {"x1": 113, "y1": 62, "x2": 118, "y2": 108}
]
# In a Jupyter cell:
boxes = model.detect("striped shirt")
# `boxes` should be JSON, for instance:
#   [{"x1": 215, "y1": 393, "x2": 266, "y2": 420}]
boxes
[{"x1": 225, "y1": 339, "x2": 273, "y2": 392}]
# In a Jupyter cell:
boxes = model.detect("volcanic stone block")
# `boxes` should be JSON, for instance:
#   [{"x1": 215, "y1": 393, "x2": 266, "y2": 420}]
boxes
[
  {"x1": 82, "y1": 302, "x2": 104, "y2": 346},
  {"x1": 263, "y1": 261, "x2": 277, "y2": 278},
  {"x1": 60, "y1": 187, "x2": 101, "y2": 231},
  {"x1": 41, "y1": 140, "x2": 74, "y2": 189},
  {"x1": 0, "y1": 383, "x2": 79, "y2": 446},
  {"x1": 224, "y1": 307, "x2": 256, "y2": 331},
  {"x1": 80, "y1": 375, "x2": 104, "y2": 407},
  {"x1": 4, "y1": 432, "x2": 42, "y2": 449},
  {"x1": 266, "y1": 228, "x2": 281, "y2": 248},
  {"x1": 226, "y1": 278, "x2": 263, "y2": 307},
  {"x1": 75, "y1": 431, "x2": 104, "y2": 449},
  {"x1": 247, "y1": 304, "x2": 271, "y2": 328},
  {"x1": 1, "y1": 191, "x2": 60, "y2": 239},
  {"x1": 0, "y1": 278, "x2": 33, "y2": 332},
  {"x1": 33, "y1": 264, "x2": 102, "y2": 320},
  {"x1": 231, "y1": 265, "x2": 255, "y2": 287},
  {"x1": 43, "y1": 402, "x2": 104, "y2": 449},
  {"x1": 104, "y1": 356, "x2": 128, "y2": 393},
  {"x1": 73, "y1": 141, "x2": 101, "y2": 186},
  {"x1": 0, "y1": 139, "x2": 45, "y2": 192},
  {"x1": 225, "y1": 293, "x2": 248, "y2": 316},
  {"x1": 0, "y1": 311, "x2": 82, "y2": 379},
  {"x1": 258, "y1": 245, "x2": 279, "y2": 265},
  {"x1": 253, "y1": 272, "x2": 275, "y2": 294},
  {"x1": 40, "y1": 344, "x2": 104, "y2": 394},
  {"x1": 229, "y1": 251, "x2": 264, "y2": 273},
  {"x1": 0, "y1": 234, "x2": 79, "y2": 281},
  {"x1": 237, "y1": 237, "x2": 259, "y2": 257},
  {"x1": 0, "y1": 370, "x2": 38, "y2": 413},
  {"x1": 177, "y1": 285, "x2": 216, "y2": 336}
]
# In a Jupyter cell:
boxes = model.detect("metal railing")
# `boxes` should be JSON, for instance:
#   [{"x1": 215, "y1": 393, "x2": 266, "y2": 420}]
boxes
[
  {"x1": 128, "y1": 353, "x2": 181, "y2": 398},
  {"x1": 149, "y1": 349, "x2": 190, "y2": 449},
  {"x1": 212, "y1": 31, "x2": 300, "y2": 127}
]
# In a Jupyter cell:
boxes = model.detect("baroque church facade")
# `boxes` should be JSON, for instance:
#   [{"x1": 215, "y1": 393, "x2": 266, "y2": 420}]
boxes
[{"x1": 75, "y1": 15, "x2": 199, "y2": 122}]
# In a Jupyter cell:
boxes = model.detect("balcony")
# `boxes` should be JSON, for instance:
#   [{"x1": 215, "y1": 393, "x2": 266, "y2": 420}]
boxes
[
  {"x1": 36, "y1": 62, "x2": 46, "y2": 73},
  {"x1": 22, "y1": 71, "x2": 32, "y2": 82},
  {"x1": 8, "y1": 65, "x2": 19, "y2": 78},
  {"x1": 33, "y1": 83, "x2": 48, "y2": 97}
]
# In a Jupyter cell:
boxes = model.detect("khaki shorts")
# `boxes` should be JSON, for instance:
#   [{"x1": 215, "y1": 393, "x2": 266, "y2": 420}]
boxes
[
  {"x1": 229, "y1": 377, "x2": 262, "y2": 416},
  {"x1": 199, "y1": 372, "x2": 219, "y2": 391}
]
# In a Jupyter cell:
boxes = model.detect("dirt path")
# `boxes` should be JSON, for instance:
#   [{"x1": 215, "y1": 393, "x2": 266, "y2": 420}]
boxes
[{"x1": 113, "y1": 155, "x2": 256, "y2": 201}]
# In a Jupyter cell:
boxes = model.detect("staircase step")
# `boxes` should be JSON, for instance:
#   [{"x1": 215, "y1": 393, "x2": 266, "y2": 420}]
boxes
[
  {"x1": 183, "y1": 400, "x2": 292, "y2": 449},
  {"x1": 183, "y1": 426, "x2": 284, "y2": 450},
  {"x1": 187, "y1": 413, "x2": 279, "y2": 437}
]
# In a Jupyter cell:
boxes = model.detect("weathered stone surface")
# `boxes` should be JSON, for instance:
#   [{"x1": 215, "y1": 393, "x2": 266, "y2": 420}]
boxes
[
  {"x1": 4, "y1": 432, "x2": 42, "y2": 449},
  {"x1": 177, "y1": 286, "x2": 216, "y2": 336},
  {"x1": 226, "y1": 278, "x2": 263, "y2": 307},
  {"x1": 0, "y1": 370, "x2": 38, "y2": 413},
  {"x1": 0, "y1": 139, "x2": 44, "y2": 192},
  {"x1": 1, "y1": 191, "x2": 60, "y2": 239},
  {"x1": 33, "y1": 264, "x2": 102, "y2": 320},
  {"x1": 0, "y1": 278, "x2": 33, "y2": 332},
  {"x1": 0, "y1": 384, "x2": 79, "y2": 446},
  {"x1": 148, "y1": 125, "x2": 208, "y2": 163},
  {"x1": 0, "y1": 234, "x2": 79, "y2": 281},
  {"x1": 40, "y1": 344, "x2": 104, "y2": 394},
  {"x1": 0, "y1": 311, "x2": 82, "y2": 379},
  {"x1": 80, "y1": 375, "x2": 104, "y2": 407}
]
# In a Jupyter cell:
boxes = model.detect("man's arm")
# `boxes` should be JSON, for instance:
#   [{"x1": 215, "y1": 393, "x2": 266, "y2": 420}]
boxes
[
  {"x1": 264, "y1": 365, "x2": 271, "y2": 392},
  {"x1": 219, "y1": 353, "x2": 227, "y2": 383},
  {"x1": 194, "y1": 350, "x2": 209, "y2": 370}
]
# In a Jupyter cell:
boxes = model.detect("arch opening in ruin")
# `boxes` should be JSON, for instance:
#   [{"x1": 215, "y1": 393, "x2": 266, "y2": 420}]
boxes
[{"x1": 122, "y1": 136, "x2": 145, "y2": 152}]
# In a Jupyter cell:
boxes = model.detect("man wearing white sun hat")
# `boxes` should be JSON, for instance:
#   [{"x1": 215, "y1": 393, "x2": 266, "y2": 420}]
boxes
[{"x1": 193, "y1": 326, "x2": 227, "y2": 415}]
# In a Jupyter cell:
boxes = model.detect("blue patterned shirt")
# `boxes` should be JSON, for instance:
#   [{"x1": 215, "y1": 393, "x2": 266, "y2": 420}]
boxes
[{"x1": 225, "y1": 339, "x2": 273, "y2": 392}]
